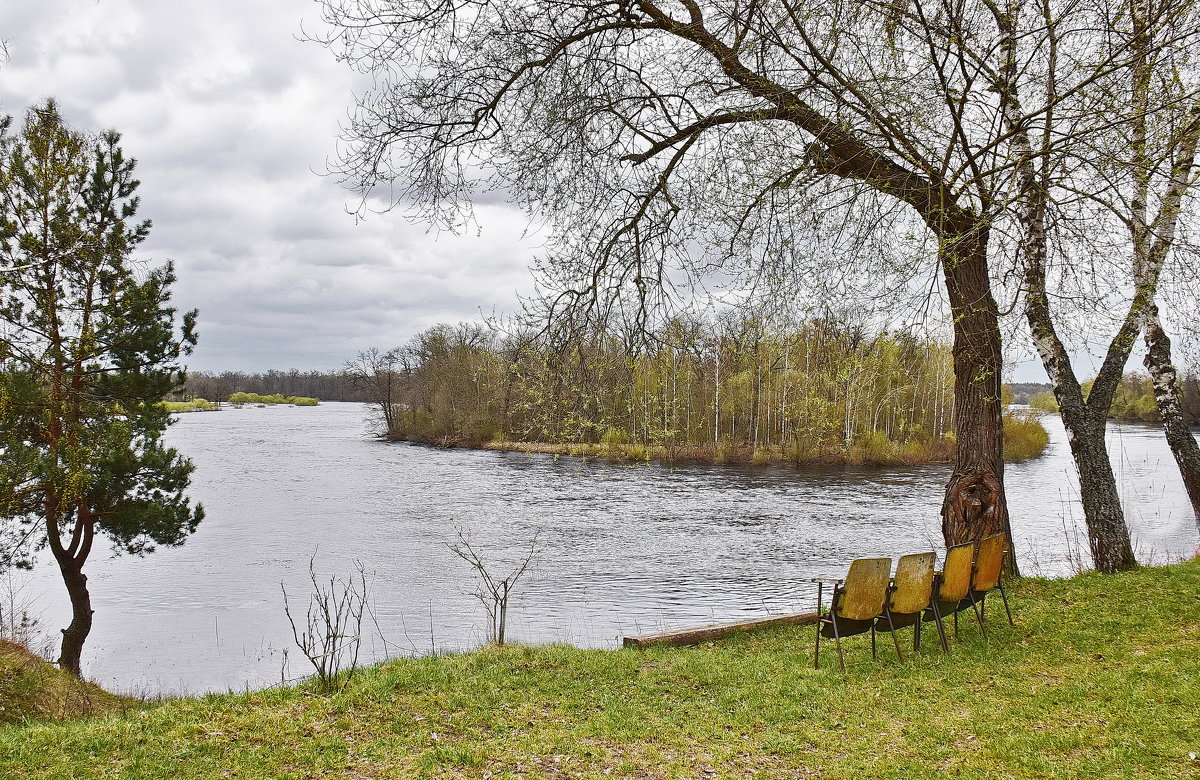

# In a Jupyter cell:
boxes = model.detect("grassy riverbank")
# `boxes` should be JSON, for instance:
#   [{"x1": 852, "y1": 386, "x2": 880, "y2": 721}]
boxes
[
  {"x1": 417, "y1": 411, "x2": 1050, "y2": 466},
  {"x1": 2, "y1": 558, "x2": 1197, "y2": 778},
  {"x1": 0, "y1": 641, "x2": 134, "y2": 726}
]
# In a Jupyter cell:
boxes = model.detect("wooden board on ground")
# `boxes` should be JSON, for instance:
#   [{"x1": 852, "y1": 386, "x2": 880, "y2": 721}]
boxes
[{"x1": 622, "y1": 611, "x2": 819, "y2": 649}]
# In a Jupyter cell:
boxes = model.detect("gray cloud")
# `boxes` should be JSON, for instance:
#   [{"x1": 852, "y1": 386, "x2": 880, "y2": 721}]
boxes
[{"x1": 1, "y1": 0, "x2": 540, "y2": 372}]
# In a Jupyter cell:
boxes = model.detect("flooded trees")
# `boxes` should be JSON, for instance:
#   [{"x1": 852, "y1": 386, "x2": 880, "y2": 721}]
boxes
[{"x1": 0, "y1": 101, "x2": 202, "y2": 675}]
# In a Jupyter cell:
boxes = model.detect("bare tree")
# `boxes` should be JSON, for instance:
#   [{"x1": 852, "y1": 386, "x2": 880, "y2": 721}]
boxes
[
  {"x1": 281, "y1": 557, "x2": 369, "y2": 692},
  {"x1": 988, "y1": 0, "x2": 1200, "y2": 567},
  {"x1": 313, "y1": 0, "x2": 1035, "y2": 553},
  {"x1": 448, "y1": 526, "x2": 539, "y2": 646},
  {"x1": 344, "y1": 347, "x2": 408, "y2": 434}
]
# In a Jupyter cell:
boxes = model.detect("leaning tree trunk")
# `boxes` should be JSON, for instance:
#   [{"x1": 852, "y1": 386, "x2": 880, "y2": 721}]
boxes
[
  {"x1": 1143, "y1": 303, "x2": 1200, "y2": 528},
  {"x1": 937, "y1": 220, "x2": 1016, "y2": 573},
  {"x1": 54, "y1": 557, "x2": 94, "y2": 677},
  {"x1": 1055, "y1": 400, "x2": 1138, "y2": 572},
  {"x1": 46, "y1": 503, "x2": 97, "y2": 678}
]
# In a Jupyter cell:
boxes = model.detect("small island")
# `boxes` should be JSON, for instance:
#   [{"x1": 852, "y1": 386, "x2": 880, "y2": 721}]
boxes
[{"x1": 161, "y1": 393, "x2": 320, "y2": 413}]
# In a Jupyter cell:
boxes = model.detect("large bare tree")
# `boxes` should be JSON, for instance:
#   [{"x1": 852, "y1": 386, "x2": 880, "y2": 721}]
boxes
[{"x1": 314, "y1": 0, "x2": 1031, "y2": 554}]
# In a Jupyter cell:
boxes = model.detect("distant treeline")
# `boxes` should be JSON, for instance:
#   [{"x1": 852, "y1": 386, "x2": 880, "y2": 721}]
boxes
[
  {"x1": 349, "y1": 315, "x2": 1049, "y2": 464},
  {"x1": 1029, "y1": 373, "x2": 1200, "y2": 424},
  {"x1": 182, "y1": 370, "x2": 366, "y2": 403}
]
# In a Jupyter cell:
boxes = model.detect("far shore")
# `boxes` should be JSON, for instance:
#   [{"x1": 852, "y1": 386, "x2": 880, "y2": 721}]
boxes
[{"x1": 383, "y1": 435, "x2": 980, "y2": 467}]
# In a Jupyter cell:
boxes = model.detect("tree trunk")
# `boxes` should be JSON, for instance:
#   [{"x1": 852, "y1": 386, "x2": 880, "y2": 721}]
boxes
[
  {"x1": 1143, "y1": 303, "x2": 1200, "y2": 527},
  {"x1": 55, "y1": 559, "x2": 94, "y2": 677},
  {"x1": 937, "y1": 221, "x2": 1016, "y2": 575},
  {"x1": 1056, "y1": 401, "x2": 1138, "y2": 572}
]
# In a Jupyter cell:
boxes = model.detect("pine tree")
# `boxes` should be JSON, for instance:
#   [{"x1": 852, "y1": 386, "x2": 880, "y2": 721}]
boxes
[{"x1": 0, "y1": 100, "x2": 203, "y2": 676}]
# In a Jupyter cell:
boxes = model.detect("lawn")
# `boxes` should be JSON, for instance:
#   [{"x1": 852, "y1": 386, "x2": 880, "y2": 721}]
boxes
[{"x1": 2, "y1": 559, "x2": 1197, "y2": 779}]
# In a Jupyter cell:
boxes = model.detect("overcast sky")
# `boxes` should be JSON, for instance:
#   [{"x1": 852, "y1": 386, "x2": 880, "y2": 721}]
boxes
[
  {"x1": 0, "y1": 0, "x2": 543, "y2": 372},
  {"x1": 0, "y1": 1, "x2": 1078, "y2": 381}
]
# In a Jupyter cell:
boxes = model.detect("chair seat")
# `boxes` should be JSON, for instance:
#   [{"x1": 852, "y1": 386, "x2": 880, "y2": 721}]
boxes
[
  {"x1": 883, "y1": 611, "x2": 922, "y2": 630},
  {"x1": 820, "y1": 614, "x2": 874, "y2": 639}
]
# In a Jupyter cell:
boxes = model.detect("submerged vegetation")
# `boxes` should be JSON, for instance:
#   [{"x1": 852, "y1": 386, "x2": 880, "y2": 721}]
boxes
[
  {"x1": 227, "y1": 392, "x2": 319, "y2": 407},
  {"x1": 160, "y1": 399, "x2": 220, "y2": 414},
  {"x1": 161, "y1": 394, "x2": 320, "y2": 412},
  {"x1": 1, "y1": 559, "x2": 1196, "y2": 778},
  {"x1": 359, "y1": 314, "x2": 1048, "y2": 465}
]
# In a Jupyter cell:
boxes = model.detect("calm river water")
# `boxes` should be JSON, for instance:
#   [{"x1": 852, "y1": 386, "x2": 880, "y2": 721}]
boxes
[{"x1": 17, "y1": 402, "x2": 1200, "y2": 694}]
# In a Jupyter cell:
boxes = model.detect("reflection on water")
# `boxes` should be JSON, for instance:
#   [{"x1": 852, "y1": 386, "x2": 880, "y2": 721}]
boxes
[{"x1": 21, "y1": 403, "x2": 1200, "y2": 694}]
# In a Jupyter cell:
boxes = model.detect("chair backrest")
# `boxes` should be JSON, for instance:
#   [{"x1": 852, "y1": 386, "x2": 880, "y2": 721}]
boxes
[
  {"x1": 836, "y1": 558, "x2": 892, "y2": 621},
  {"x1": 973, "y1": 533, "x2": 1007, "y2": 592},
  {"x1": 938, "y1": 542, "x2": 975, "y2": 602},
  {"x1": 889, "y1": 552, "x2": 936, "y2": 614}
]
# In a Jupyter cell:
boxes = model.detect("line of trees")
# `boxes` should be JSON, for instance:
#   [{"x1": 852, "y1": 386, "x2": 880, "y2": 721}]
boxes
[
  {"x1": 1031, "y1": 373, "x2": 1200, "y2": 424},
  {"x1": 351, "y1": 314, "x2": 1002, "y2": 465},
  {"x1": 181, "y1": 370, "x2": 366, "y2": 403}
]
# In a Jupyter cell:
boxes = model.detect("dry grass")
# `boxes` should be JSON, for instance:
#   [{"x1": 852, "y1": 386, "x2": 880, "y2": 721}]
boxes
[{"x1": 0, "y1": 640, "x2": 135, "y2": 725}]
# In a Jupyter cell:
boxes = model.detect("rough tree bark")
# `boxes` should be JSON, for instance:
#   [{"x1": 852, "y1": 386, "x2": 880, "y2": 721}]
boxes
[
  {"x1": 986, "y1": 0, "x2": 1140, "y2": 572},
  {"x1": 936, "y1": 219, "x2": 1012, "y2": 557},
  {"x1": 1143, "y1": 304, "x2": 1200, "y2": 527},
  {"x1": 45, "y1": 501, "x2": 96, "y2": 677}
]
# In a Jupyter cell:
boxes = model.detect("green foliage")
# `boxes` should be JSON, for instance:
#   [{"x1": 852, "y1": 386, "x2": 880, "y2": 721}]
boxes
[
  {"x1": 227, "y1": 392, "x2": 319, "y2": 406},
  {"x1": 1, "y1": 560, "x2": 1198, "y2": 777},
  {"x1": 161, "y1": 399, "x2": 220, "y2": 414},
  {"x1": 1108, "y1": 373, "x2": 1160, "y2": 423},
  {"x1": 381, "y1": 314, "x2": 959, "y2": 464},
  {"x1": 1003, "y1": 411, "x2": 1051, "y2": 461},
  {"x1": 1028, "y1": 390, "x2": 1059, "y2": 413},
  {"x1": 0, "y1": 101, "x2": 203, "y2": 668}
]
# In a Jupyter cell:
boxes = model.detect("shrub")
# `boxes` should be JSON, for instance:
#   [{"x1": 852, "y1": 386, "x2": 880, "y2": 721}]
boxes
[
  {"x1": 227, "y1": 392, "x2": 319, "y2": 406},
  {"x1": 1003, "y1": 411, "x2": 1050, "y2": 461},
  {"x1": 1029, "y1": 390, "x2": 1059, "y2": 412}
]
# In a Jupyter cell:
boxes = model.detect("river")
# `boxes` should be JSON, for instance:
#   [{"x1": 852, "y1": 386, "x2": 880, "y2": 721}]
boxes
[{"x1": 14, "y1": 402, "x2": 1199, "y2": 694}]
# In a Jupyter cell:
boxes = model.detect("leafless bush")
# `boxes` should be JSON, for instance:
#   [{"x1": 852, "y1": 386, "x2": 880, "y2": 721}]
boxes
[
  {"x1": 449, "y1": 526, "x2": 540, "y2": 646},
  {"x1": 0, "y1": 572, "x2": 53, "y2": 659},
  {"x1": 281, "y1": 557, "x2": 368, "y2": 693}
]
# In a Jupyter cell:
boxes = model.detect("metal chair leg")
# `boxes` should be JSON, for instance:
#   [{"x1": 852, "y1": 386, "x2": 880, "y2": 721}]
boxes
[
  {"x1": 884, "y1": 609, "x2": 904, "y2": 663},
  {"x1": 969, "y1": 592, "x2": 987, "y2": 638},
  {"x1": 832, "y1": 617, "x2": 846, "y2": 672},
  {"x1": 914, "y1": 614, "x2": 922, "y2": 651},
  {"x1": 814, "y1": 619, "x2": 822, "y2": 669},
  {"x1": 870, "y1": 622, "x2": 877, "y2": 660},
  {"x1": 930, "y1": 602, "x2": 949, "y2": 652},
  {"x1": 998, "y1": 582, "x2": 1014, "y2": 625}
]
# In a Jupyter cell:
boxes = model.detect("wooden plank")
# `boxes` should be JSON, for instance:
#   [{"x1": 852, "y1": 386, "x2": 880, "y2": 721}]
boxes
[{"x1": 622, "y1": 611, "x2": 819, "y2": 649}]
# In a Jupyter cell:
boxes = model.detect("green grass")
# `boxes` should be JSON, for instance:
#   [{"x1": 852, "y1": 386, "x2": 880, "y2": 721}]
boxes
[
  {"x1": 0, "y1": 641, "x2": 134, "y2": 726},
  {"x1": 2, "y1": 560, "x2": 1199, "y2": 778}
]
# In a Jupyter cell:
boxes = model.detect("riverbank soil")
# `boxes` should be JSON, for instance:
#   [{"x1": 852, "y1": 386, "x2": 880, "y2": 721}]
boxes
[{"x1": 2, "y1": 559, "x2": 1198, "y2": 778}]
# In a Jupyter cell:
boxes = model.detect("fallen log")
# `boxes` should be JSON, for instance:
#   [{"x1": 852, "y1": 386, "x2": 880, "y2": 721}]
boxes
[{"x1": 622, "y1": 611, "x2": 819, "y2": 649}]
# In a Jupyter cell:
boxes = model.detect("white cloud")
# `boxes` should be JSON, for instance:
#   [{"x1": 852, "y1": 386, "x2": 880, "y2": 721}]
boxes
[{"x1": 0, "y1": 0, "x2": 540, "y2": 371}]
